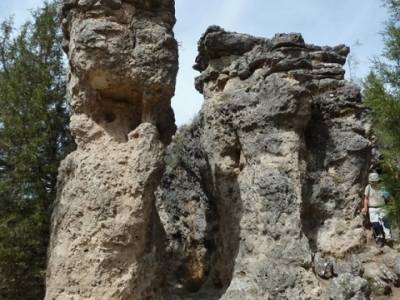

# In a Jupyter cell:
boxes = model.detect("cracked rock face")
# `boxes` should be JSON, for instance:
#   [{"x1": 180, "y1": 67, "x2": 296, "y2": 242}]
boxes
[
  {"x1": 47, "y1": 1, "x2": 400, "y2": 297},
  {"x1": 156, "y1": 26, "x2": 400, "y2": 299},
  {"x1": 45, "y1": 1, "x2": 177, "y2": 299}
]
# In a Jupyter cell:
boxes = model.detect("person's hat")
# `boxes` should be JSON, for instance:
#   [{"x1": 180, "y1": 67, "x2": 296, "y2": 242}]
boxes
[{"x1": 368, "y1": 172, "x2": 380, "y2": 183}]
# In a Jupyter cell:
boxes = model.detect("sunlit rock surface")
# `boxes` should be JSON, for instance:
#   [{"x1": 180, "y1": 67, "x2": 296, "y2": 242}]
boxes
[{"x1": 45, "y1": 1, "x2": 178, "y2": 299}]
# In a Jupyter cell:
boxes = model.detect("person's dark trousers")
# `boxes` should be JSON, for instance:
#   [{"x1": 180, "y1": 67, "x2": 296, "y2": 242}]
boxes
[{"x1": 371, "y1": 222, "x2": 384, "y2": 240}]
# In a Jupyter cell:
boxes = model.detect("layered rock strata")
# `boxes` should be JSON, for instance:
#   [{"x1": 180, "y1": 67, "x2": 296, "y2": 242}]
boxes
[
  {"x1": 45, "y1": 0, "x2": 177, "y2": 299},
  {"x1": 157, "y1": 27, "x2": 400, "y2": 299}
]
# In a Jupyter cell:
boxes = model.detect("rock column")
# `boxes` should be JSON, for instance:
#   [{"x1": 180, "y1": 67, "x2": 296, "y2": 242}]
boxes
[
  {"x1": 156, "y1": 27, "x2": 372, "y2": 299},
  {"x1": 45, "y1": 1, "x2": 178, "y2": 299}
]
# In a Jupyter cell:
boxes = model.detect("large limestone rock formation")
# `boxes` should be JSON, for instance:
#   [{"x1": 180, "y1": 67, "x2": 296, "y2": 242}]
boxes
[
  {"x1": 157, "y1": 27, "x2": 400, "y2": 299},
  {"x1": 46, "y1": 0, "x2": 400, "y2": 297},
  {"x1": 45, "y1": 0, "x2": 178, "y2": 299}
]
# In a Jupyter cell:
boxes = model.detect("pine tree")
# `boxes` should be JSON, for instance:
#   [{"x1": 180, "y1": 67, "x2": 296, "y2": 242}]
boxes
[
  {"x1": 363, "y1": 0, "x2": 400, "y2": 227},
  {"x1": 0, "y1": 2, "x2": 73, "y2": 299}
]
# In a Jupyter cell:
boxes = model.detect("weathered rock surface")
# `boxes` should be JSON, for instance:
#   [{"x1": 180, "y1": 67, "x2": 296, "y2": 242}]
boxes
[
  {"x1": 329, "y1": 273, "x2": 370, "y2": 300},
  {"x1": 157, "y1": 26, "x2": 400, "y2": 299},
  {"x1": 45, "y1": 0, "x2": 178, "y2": 299},
  {"x1": 47, "y1": 1, "x2": 400, "y2": 297},
  {"x1": 60, "y1": 0, "x2": 178, "y2": 144}
]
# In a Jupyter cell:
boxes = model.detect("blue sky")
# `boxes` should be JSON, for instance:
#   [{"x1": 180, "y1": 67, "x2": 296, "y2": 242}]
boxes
[{"x1": 0, "y1": 0, "x2": 388, "y2": 125}]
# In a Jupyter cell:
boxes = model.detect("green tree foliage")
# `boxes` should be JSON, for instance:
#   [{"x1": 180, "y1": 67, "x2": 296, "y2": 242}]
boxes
[
  {"x1": 0, "y1": 2, "x2": 73, "y2": 299},
  {"x1": 364, "y1": 0, "x2": 400, "y2": 227}
]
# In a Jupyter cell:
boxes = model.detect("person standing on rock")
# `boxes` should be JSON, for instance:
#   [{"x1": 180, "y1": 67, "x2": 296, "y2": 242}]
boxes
[{"x1": 362, "y1": 172, "x2": 392, "y2": 247}]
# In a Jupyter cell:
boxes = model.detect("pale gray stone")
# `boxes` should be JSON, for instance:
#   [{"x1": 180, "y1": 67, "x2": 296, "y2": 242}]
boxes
[
  {"x1": 47, "y1": 11, "x2": 400, "y2": 298},
  {"x1": 158, "y1": 27, "x2": 368, "y2": 299},
  {"x1": 315, "y1": 253, "x2": 335, "y2": 279},
  {"x1": 329, "y1": 274, "x2": 370, "y2": 300},
  {"x1": 45, "y1": 1, "x2": 178, "y2": 299}
]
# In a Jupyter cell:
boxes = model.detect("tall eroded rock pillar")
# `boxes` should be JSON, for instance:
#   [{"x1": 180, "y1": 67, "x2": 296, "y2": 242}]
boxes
[
  {"x1": 157, "y1": 27, "x2": 373, "y2": 299},
  {"x1": 45, "y1": 0, "x2": 178, "y2": 299}
]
